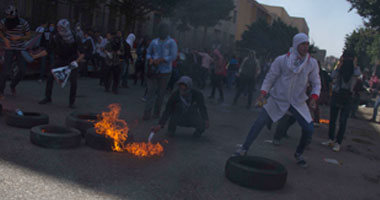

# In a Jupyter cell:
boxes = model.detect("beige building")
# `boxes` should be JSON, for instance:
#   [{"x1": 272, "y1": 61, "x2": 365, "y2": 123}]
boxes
[{"x1": 261, "y1": 4, "x2": 309, "y2": 35}]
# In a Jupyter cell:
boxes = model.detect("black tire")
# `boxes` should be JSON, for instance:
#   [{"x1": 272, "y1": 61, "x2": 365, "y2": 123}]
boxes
[
  {"x1": 225, "y1": 156, "x2": 287, "y2": 190},
  {"x1": 85, "y1": 128, "x2": 134, "y2": 151},
  {"x1": 65, "y1": 112, "x2": 100, "y2": 136},
  {"x1": 6, "y1": 112, "x2": 49, "y2": 128},
  {"x1": 30, "y1": 125, "x2": 82, "y2": 149}
]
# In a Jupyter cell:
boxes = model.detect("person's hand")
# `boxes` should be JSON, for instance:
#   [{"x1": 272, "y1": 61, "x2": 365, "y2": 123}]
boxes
[
  {"x1": 309, "y1": 98, "x2": 317, "y2": 110},
  {"x1": 3, "y1": 38, "x2": 10, "y2": 48},
  {"x1": 151, "y1": 125, "x2": 162, "y2": 133},
  {"x1": 10, "y1": 35, "x2": 22, "y2": 41},
  {"x1": 255, "y1": 93, "x2": 266, "y2": 107},
  {"x1": 205, "y1": 120, "x2": 210, "y2": 129}
]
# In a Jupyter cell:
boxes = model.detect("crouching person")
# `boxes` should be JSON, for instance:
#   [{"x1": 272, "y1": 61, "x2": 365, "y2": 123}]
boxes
[{"x1": 152, "y1": 76, "x2": 209, "y2": 137}]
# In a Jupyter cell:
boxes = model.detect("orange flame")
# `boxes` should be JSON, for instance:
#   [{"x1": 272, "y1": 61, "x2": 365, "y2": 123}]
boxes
[
  {"x1": 319, "y1": 119, "x2": 330, "y2": 124},
  {"x1": 94, "y1": 104, "x2": 164, "y2": 157}
]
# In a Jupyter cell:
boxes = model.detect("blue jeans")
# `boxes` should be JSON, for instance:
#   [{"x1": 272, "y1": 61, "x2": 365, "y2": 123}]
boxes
[
  {"x1": 372, "y1": 97, "x2": 380, "y2": 120},
  {"x1": 0, "y1": 50, "x2": 27, "y2": 93},
  {"x1": 242, "y1": 106, "x2": 314, "y2": 155},
  {"x1": 121, "y1": 61, "x2": 129, "y2": 86}
]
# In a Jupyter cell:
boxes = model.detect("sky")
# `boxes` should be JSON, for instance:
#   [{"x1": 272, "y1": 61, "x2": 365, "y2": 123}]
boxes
[{"x1": 256, "y1": 0, "x2": 364, "y2": 57}]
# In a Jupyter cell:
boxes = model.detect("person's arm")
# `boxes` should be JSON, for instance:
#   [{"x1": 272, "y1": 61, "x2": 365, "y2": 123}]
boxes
[
  {"x1": 146, "y1": 41, "x2": 154, "y2": 65},
  {"x1": 10, "y1": 20, "x2": 31, "y2": 41},
  {"x1": 162, "y1": 39, "x2": 178, "y2": 63},
  {"x1": 260, "y1": 56, "x2": 282, "y2": 94},
  {"x1": 0, "y1": 22, "x2": 10, "y2": 48},
  {"x1": 308, "y1": 61, "x2": 322, "y2": 109}
]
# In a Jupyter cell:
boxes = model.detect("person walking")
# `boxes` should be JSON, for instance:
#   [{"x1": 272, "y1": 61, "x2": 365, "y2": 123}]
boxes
[
  {"x1": 322, "y1": 51, "x2": 360, "y2": 152},
  {"x1": 0, "y1": 5, "x2": 31, "y2": 99},
  {"x1": 38, "y1": 19, "x2": 84, "y2": 108},
  {"x1": 233, "y1": 51, "x2": 260, "y2": 109},
  {"x1": 104, "y1": 33, "x2": 124, "y2": 94},
  {"x1": 143, "y1": 24, "x2": 178, "y2": 120},
  {"x1": 208, "y1": 49, "x2": 226, "y2": 103},
  {"x1": 234, "y1": 33, "x2": 321, "y2": 168},
  {"x1": 121, "y1": 33, "x2": 135, "y2": 88}
]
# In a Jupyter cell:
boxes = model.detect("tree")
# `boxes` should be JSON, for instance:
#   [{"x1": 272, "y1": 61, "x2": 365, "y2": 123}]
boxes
[
  {"x1": 344, "y1": 28, "x2": 378, "y2": 69},
  {"x1": 237, "y1": 19, "x2": 298, "y2": 59},
  {"x1": 347, "y1": 0, "x2": 380, "y2": 28}
]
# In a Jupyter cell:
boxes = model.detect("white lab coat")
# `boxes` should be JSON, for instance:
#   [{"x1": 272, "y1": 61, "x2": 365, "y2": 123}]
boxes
[{"x1": 261, "y1": 54, "x2": 321, "y2": 123}]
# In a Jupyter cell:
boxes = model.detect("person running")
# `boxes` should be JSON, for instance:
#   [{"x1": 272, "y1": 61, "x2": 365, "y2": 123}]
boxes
[
  {"x1": 38, "y1": 19, "x2": 84, "y2": 108},
  {"x1": 322, "y1": 51, "x2": 361, "y2": 152},
  {"x1": 0, "y1": 5, "x2": 31, "y2": 99},
  {"x1": 234, "y1": 33, "x2": 321, "y2": 168}
]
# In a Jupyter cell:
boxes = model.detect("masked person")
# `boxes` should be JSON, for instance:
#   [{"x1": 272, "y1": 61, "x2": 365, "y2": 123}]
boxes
[
  {"x1": 0, "y1": 5, "x2": 31, "y2": 99},
  {"x1": 104, "y1": 33, "x2": 124, "y2": 94},
  {"x1": 322, "y1": 51, "x2": 360, "y2": 152},
  {"x1": 234, "y1": 33, "x2": 321, "y2": 168},
  {"x1": 143, "y1": 24, "x2": 178, "y2": 120},
  {"x1": 38, "y1": 19, "x2": 84, "y2": 108},
  {"x1": 152, "y1": 76, "x2": 209, "y2": 137}
]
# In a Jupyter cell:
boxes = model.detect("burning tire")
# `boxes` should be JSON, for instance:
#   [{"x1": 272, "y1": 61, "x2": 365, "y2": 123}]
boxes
[
  {"x1": 30, "y1": 125, "x2": 82, "y2": 149},
  {"x1": 225, "y1": 156, "x2": 287, "y2": 190},
  {"x1": 65, "y1": 112, "x2": 100, "y2": 136},
  {"x1": 6, "y1": 112, "x2": 49, "y2": 128},
  {"x1": 85, "y1": 128, "x2": 134, "y2": 151}
]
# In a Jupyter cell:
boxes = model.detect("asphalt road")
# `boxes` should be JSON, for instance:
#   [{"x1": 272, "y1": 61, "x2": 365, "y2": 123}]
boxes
[{"x1": 0, "y1": 78, "x2": 379, "y2": 200}]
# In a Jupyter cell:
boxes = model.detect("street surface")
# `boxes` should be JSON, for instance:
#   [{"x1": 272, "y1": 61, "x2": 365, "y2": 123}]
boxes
[{"x1": 0, "y1": 78, "x2": 379, "y2": 200}]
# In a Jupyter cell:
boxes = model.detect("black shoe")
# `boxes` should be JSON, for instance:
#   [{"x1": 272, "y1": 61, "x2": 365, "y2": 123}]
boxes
[{"x1": 39, "y1": 98, "x2": 52, "y2": 105}]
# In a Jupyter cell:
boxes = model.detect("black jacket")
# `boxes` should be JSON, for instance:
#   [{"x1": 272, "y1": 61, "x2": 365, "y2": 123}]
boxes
[{"x1": 159, "y1": 89, "x2": 209, "y2": 126}]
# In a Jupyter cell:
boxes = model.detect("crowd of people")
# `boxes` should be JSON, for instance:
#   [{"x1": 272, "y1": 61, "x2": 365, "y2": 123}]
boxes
[{"x1": 0, "y1": 4, "x2": 377, "y2": 168}]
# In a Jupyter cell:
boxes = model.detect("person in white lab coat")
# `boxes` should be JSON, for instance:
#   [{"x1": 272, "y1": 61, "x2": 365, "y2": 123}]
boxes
[{"x1": 234, "y1": 33, "x2": 321, "y2": 168}]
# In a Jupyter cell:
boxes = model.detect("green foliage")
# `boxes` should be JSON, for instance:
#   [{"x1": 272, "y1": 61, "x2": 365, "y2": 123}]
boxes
[
  {"x1": 347, "y1": 0, "x2": 380, "y2": 29},
  {"x1": 344, "y1": 28, "x2": 380, "y2": 69},
  {"x1": 237, "y1": 19, "x2": 298, "y2": 58}
]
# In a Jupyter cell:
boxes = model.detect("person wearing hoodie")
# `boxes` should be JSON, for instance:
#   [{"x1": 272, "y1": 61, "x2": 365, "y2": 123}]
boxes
[
  {"x1": 234, "y1": 33, "x2": 321, "y2": 168},
  {"x1": 121, "y1": 32, "x2": 135, "y2": 88},
  {"x1": 38, "y1": 19, "x2": 84, "y2": 108},
  {"x1": 0, "y1": 5, "x2": 31, "y2": 99},
  {"x1": 152, "y1": 76, "x2": 209, "y2": 137}
]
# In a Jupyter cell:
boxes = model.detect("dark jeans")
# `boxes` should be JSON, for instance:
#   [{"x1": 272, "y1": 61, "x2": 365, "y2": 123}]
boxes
[
  {"x1": 210, "y1": 73, "x2": 224, "y2": 100},
  {"x1": 104, "y1": 64, "x2": 121, "y2": 92},
  {"x1": 121, "y1": 61, "x2": 129, "y2": 86},
  {"x1": 227, "y1": 69, "x2": 237, "y2": 88},
  {"x1": 242, "y1": 107, "x2": 313, "y2": 155},
  {"x1": 350, "y1": 95, "x2": 360, "y2": 118},
  {"x1": 329, "y1": 94, "x2": 352, "y2": 144},
  {"x1": 197, "y1": 67, "x2": 208, "y2": 89},
  {"x1": 45, "y1": 68, "x2": 78, "y2": 105},
  {"x1": 134, "y1": 61, "x2": 145, "y2": 86},
  {"x1": 167, "y1": 67, "x2": 180, "y2": 91},
  {"x1": 273, "y1": 114, "x2": 296, "y2": 141},
  {"x1": 233, "y1": 75, "x2": 255, "y2": 106},
  {"x1": 40, "y1": 52, "x2": 55, "y2": 79},
  {"x1": 0, "y1": 50, "x2": 27, "y2": 93},
  {"x1": 168, "y1": 112, "x2": 206, "y2": 134}
]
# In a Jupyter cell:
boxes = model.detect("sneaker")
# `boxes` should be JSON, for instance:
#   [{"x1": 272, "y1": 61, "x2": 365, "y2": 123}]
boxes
[
  {"x1": 294, "y1": 153, "x2": 308, "y2": 168},
  {"x1": 332, "y1": 143, "x2": 340, "y2": 152},
  {"x1": 39, "y1": 98, "x2": 52, "y2": 105},
  {"x1": 232, "y1": 144, "x2": 247, "y2": 157},
  {"x1": 321, "y1": 140, "x2": 334, "y2": 147}
]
